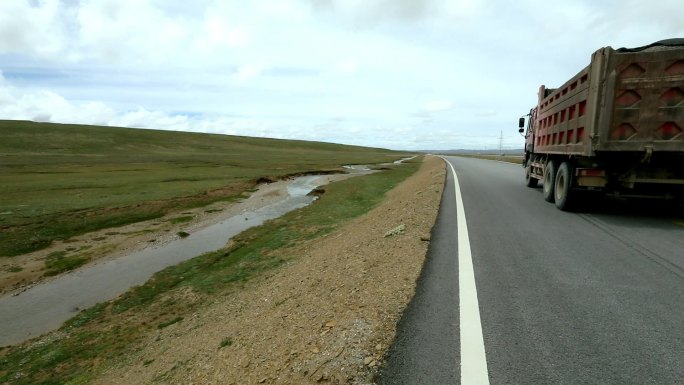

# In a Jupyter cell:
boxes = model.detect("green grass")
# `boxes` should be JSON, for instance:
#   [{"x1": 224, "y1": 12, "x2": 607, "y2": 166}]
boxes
[
  {"x1": 0, "y1": 158, "x2": 421, "y2": 385},
  {"x1": 0, "y1": 120, "x2": 409, "y2": 257},
  {"x1": 219, "y1": 337, "x2": 233, "y2": 349},
  {"x1": 44, "y1": 253, "x2": 89, "y2": 276},
  {"x1": 168, "y1": 216, "x2": 193, "y2": 224},
  {"x1": 64, "y1": 302, "x2": 108, "y2": 328},
  {"x1": 46, "y1": 251, "x2": 67, "y2": 259}
]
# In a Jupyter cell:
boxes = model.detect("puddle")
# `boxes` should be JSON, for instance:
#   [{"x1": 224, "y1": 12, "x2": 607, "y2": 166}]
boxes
[
  {"x1": 394, "y1": 156, "x2": 416, "y2": 164},
  {"x1": 0, "y1": 171, "x2": 369, "y2": 346},
  {"x1": 377, "y1": 156, "x2": 416, "y2": 167}
]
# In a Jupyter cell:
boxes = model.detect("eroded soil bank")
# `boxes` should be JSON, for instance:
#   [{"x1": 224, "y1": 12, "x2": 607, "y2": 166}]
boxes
[
  {"x1": 0, "y1": 172, "x2": 377, "y2": 346},
  {"x1": 0, "y1": 171, "x2": 361, "y2": 297},
  {"x1": 94, "y1": 156, "x2": 445, "y2": 385}
]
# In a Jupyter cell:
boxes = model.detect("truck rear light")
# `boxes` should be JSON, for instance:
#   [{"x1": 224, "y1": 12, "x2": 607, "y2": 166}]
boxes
[{"x1": 577, "y1": 168, "x2": 605, "y2": 177}]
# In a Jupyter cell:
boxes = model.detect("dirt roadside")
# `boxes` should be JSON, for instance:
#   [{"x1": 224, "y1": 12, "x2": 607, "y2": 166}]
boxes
[{"x1": 93, "y1": 156, "x2": 446, "y2": 385}]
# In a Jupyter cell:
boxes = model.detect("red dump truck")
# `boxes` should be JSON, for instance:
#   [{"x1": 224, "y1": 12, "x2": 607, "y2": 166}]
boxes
[{"x1": 519, "y1": 39, "x2": 684, "y2": 210}]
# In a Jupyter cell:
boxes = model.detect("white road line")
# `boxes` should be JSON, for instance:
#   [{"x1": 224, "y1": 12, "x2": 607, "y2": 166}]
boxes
[{"x1": 444, "y1": 158, "x2": 490, "y2": 385}]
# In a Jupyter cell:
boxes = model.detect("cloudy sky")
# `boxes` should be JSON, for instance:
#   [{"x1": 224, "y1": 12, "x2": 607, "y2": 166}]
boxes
[{"x1": 1, "y1": 0, "x2": 682, "y2": 150}]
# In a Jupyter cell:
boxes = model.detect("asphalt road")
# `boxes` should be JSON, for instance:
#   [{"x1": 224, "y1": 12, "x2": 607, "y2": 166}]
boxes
[{"x1": 380, "y1": 156, "x2": 684, "y2": 385}]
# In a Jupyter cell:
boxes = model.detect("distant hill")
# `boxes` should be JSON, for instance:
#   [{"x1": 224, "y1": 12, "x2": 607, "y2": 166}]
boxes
[
  {"x1": 0, "y1": 120, "x2": 401, "y2": 167},
  {"x1": 0, "y1": 120, "x2": 410, "y2": 256}
]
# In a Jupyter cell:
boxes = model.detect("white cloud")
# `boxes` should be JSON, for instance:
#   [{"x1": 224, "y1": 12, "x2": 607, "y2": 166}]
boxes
[
  {"x1": 0, "y1": 72, "x2": 395, "y2": 147},
  {"x1": 0, "y1": 71, "x2": 105, "y2": 123},
  {"x1": 197, "y1": 13, "x2": 251, "y2": 52},
  {"x1": 336, "y1": 59, "x2": 359, "y2": 74},
  {"x1": 234, "y1": 62, "x2": 270, "y2": 82},
  {"x1": 422, "y1": 100, "x2": 454, "y2": 113},
  {"x1": 0, "y1": 0, "x2": 682, "y2": 150},
  {"x1": 110, "y1": 108, "x2": 190, "y2": 131},
  {"x1": 0, "y1": 0, "x2": 69, "y2": 57},
  {"x1": 77, "y1": 0, "x2": 190, "y2": 63},
  {"x1": 475, "y1": 110, "x2": 496, "y2": 117},
  {"x1": 318, "y1": 0, "x2": 431, "y2": 24}
]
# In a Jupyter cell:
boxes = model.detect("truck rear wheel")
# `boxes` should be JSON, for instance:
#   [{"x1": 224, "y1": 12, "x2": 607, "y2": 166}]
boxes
[
  {"x1": 525, "y1": 163, "x2": 538, "y2": 188},
  {"x1": 543, "y1": 160, "x2": 556, "y2": 202},
  {"x1": 554, "y1": 162, "x2": 575, "y2": 211}
]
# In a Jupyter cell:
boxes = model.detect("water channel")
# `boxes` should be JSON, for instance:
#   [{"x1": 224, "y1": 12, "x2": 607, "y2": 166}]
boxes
[{"x1": 0, "y1": 169, "x2": 374, "y2": 346}]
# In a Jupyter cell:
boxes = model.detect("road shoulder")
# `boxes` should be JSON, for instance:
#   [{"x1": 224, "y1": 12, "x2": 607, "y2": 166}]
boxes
[{"x1": 94, "y1": 156, "x2": 445, "y2": 385}]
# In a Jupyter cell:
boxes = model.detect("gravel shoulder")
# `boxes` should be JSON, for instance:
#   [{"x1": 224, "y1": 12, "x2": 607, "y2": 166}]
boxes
[{"x1": 94, "y1": 156, "x2": 445, "y2": 385}]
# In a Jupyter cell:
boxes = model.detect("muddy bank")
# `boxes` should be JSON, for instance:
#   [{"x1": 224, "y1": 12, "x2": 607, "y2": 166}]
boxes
[
  {"x1": 0, "y1": 168, "x2": 375, "y2": 296},
  {"x1": 0, "y1": 170, "x2": 369, "y2": 347}
]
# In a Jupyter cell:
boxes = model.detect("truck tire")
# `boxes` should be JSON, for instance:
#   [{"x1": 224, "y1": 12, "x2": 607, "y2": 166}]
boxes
[
  {"x1": 543, "y1": 160, "x2": 556, "y2": 202},
  {"x1": 525, "y1": 163, "x2": 538, "y2": 188},
  {"x1": 554, "y1": 162, "x2": 575, "y2": 210}
]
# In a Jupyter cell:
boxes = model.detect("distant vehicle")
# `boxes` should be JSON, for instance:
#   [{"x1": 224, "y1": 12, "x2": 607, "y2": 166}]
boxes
[{"x1": 519, "y1": 39, "x2": 684, "y2": 210}]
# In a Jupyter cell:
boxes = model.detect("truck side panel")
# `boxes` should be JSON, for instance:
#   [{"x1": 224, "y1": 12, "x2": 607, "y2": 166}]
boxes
[{"x1": 533, "y1": 65, "x2": 596, "y2": 156}]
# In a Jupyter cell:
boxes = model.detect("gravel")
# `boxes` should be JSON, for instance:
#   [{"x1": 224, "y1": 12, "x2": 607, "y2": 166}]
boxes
[{"x1": 93, "y1": 156, "x2": 445, "y2": 385}]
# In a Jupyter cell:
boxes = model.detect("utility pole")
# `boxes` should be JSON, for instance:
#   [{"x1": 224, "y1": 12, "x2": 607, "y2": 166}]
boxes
[{"x1": 498, "y1": 130, "x2": 504, "y2": 157}]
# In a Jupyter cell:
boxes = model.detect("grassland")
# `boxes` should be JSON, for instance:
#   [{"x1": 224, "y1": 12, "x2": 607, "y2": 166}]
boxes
[
  {"x1": 0, "y1": 120, "x2": 408, "y2": 257},
  {"x1": 0, "y1": 158, "x2": 422, "y2": 385}
]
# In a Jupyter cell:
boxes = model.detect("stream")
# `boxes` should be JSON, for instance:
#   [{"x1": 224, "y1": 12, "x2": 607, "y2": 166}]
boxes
[{"x1": 0, "y1": 171, "x2": 372, "y2": 346}]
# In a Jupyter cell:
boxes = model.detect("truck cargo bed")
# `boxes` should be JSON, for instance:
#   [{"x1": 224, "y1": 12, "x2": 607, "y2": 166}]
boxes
[{"x1": 533, "y1": 43, "x2": 684, "y2": 156}]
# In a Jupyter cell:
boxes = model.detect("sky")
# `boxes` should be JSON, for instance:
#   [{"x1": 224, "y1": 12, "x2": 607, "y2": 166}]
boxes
[{"x1": 0, "y1": 0, "x2": 683, "y2": 150}]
